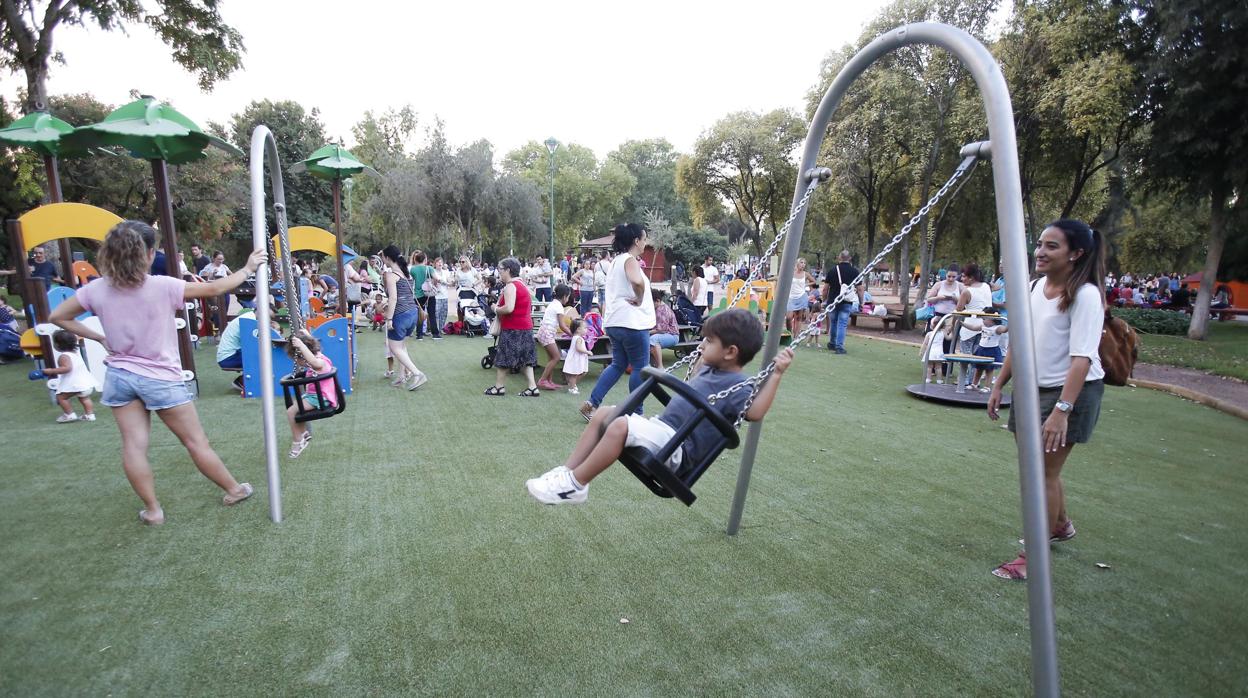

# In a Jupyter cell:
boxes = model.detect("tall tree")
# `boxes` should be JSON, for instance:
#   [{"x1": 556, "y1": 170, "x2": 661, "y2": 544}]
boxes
[
  {"x1": 229, "y1": 99, "x2": 333, "y2": 232},
  {"x1": 608, "y1": 138, "x2": 689, "y2": 227},
  {"x1": 1, "y1": 0, "x2": 244, "y2": 111},
  {"x1": 503, "y1": 141, "x2": 635, "y2": 254},
  {"x1": 679, "y1": 109, "x2": 804, "y2": 255},
  {"x1": 1129, "y1": 0, "x2": 1248, "y2": 338}
]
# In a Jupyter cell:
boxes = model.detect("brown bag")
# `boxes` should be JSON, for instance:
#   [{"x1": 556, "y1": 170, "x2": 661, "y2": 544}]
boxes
[{"x1": 1100, "y1": 309, "x2": 1139, "y2": 386}]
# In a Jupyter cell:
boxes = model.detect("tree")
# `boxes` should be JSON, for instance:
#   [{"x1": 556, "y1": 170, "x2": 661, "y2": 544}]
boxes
[
  {"x1": 1, "y1": 0, "x2": 244, "y2": 111},
  {"x1": 660, "y1": 225, "x2": 729, "y2": 268},
  {"x1": 608, "y1": 138, "x2": 689, "y2": 227},
  {"x1": 1128, "y1": 0, "x2": 1248, "y2": 338},
  {"x1": 679, "y1": 109, "x2": 804, "y2": 254},
  {"x1": 503, "y1": 141, "x2": 635, "y2": 253},
  {"x1": 229, "y1": 99, "x2": 333, "y2": 234}
]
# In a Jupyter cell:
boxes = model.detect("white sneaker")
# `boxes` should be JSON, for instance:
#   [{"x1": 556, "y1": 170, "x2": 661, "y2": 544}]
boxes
[
  {"x1": 567, "y1": 387, "x2": 579, "y2": 395},
  {"x1": 526, "y1": 466, "x2": 586, "y2": 504},
  {"x1": 82, "y1": 414, "x2": 97, "y2": 422},
  {"x1": 56, "y1": 413, "x2": 78, "y2": 423}
]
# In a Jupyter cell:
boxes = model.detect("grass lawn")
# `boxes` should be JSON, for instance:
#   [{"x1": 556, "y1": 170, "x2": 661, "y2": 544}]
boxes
[
  {"x1": 1137, "y1": 320, "x2": 1248, "y2": 381},
  {"x1": 1, "y1": 330, "x2": 1245, "y2": 696}
]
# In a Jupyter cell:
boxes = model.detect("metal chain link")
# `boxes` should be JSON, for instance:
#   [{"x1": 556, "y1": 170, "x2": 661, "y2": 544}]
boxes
[
  {"x1": 667, "y1": 175, "x2": 825, "y2": 380},
  {"x1": 274, "y1": 203, "x2": 303, "y2": 336},
  {"x1": 706, "y1": 157, "x2": 977, "y2": 427}
]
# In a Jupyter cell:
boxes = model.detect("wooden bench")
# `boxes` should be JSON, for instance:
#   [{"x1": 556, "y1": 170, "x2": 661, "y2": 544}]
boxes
[
  {"x1": 1215, "y1": 307, "x2": 1248, "y2": 320},
  {"x1": 850, "y1": 311, "x2": 902, "y2": 330}
]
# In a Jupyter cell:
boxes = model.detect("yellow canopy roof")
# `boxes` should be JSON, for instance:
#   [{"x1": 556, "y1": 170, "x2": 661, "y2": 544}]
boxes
[{"x1": 16, "y1": 202, "x2": 123, "y2": 252}]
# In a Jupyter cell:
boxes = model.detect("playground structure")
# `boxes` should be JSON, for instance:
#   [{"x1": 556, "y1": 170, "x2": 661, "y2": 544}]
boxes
[
  {"x1": 596, "y1": 22, "x2": 1057, "y2": 697},
  {"x1": 229, "y1": 224, "x2": 357, "y2": 400},
  {"x1": 906, "y1": 309, "x2": 1011, "y2": 407}
]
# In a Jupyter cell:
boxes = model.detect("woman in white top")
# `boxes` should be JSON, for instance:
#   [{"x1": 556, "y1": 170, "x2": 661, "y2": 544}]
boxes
[
  {"x1": 579, "y1": 224, "x2": 655, "y2": 422},
  {"x1": 432, "y1": 257, "x2": 453, "y2": 335},
  {"x1": 786, "y1": 258, "x2": 818, "y2": 339},
  {"x1": 688, "y1": 265, "x2": 707, "y2": 317},
  {"x1": 454, "y1": 256, "x2": 482, "y2": 325},
  {"x1": 987, "y1": 219, "x2": 1107, "y2": 581},
  {"x1": 571, "y1": 258, "x2": 596, "y2": 315},
  {"x1": 953, "y1": 263, "x2": 994, "y2": 391}
]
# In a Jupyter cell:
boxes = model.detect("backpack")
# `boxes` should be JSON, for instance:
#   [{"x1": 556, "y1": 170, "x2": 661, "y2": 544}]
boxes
[{"x1": 1100, "y1": 309, "x2": 1139, "y2": 386}]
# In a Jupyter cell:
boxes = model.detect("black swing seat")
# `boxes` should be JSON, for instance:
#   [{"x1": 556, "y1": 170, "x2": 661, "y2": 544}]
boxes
[
  {"x1": 281, "y1": 368, "x2": 347, "y2": 423},
  {"x1": 606, "y1": 367, "x2": 741, "y2": 506}
]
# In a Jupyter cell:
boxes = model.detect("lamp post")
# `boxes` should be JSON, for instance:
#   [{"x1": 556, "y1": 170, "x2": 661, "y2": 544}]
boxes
[{"x1": 545, "y1": 136, "x2": 559, "y2": 259}]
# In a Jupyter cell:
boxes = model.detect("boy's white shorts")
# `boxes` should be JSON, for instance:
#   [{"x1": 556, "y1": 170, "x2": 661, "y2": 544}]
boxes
[{"x1": 624, "y1": 414, "x2": 682, "y2": 470}]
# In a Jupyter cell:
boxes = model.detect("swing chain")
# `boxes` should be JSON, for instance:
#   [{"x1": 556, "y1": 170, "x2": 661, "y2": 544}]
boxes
[
  {"x1": 274, "y1": 202, "x2": 303, "y2": 335},
  {"x1": 670, "y1": 175, "x2": 826, "y2": 379},
  {"x1": 709, "y1": 157, "x2": 976, "y2": 427}
]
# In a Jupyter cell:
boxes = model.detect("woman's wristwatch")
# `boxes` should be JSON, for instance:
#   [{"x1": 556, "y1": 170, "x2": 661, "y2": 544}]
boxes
[{"x1": 1054, "y1": 400, "x2": 1073, "y2": 413}]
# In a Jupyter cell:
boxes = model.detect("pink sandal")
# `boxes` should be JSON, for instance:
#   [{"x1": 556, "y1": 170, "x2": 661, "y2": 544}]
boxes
[{"x1": 992, "y1": 552, "x2": 1027, "y2": 580}]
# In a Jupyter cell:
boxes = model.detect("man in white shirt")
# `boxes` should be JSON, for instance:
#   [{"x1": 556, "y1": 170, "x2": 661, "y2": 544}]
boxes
[
  {"x1": 533, "y1": 255, "x2": 553, "y2": 303},
  {"x1": 701, "y1": 257, "x2": 720, "y2": 307}
]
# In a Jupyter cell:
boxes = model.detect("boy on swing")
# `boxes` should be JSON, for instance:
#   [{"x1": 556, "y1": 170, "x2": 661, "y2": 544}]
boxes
[{"x1": 526, "y1": 309, "x2": 795, "y2": 504}]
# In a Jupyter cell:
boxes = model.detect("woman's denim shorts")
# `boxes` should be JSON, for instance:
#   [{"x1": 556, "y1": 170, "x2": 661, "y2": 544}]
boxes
[
  {"x1": 101, "y1": 366, "x2": 193, "y2": 411},
  {"x1": 388, "y1": 308, "x2": 419, "y2": 341}
]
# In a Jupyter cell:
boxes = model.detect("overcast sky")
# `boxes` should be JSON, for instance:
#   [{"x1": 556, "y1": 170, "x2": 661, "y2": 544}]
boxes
[{"x1": 9, "y1": 0, "x2": 893, "y2": 160}]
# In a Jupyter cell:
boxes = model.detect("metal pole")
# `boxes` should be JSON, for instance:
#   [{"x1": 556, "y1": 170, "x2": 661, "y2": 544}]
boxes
[
  {"x1": 548, "y1": 152, "x2": 556, "y2": 259},
  {"x1": 332, "y1": 178, "x2": 353, "y2": 376},
  {"x1": 722, "y1": 22, "x2": 1057, "y2": 697},
  {"x1": 249, "y1": 125, "x2": 285, "y2": 524}
]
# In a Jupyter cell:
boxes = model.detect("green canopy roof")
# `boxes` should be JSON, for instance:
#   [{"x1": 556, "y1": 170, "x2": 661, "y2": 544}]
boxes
[
  {"x1": 0, "y1": 111, "x2": 84, "y2": 158},
  {"x1": 65, "y1": 96, "x2": 242, "y2": 164},
  {"x1": 292, "y1": 144, "x2": 379, "y2": 180}
]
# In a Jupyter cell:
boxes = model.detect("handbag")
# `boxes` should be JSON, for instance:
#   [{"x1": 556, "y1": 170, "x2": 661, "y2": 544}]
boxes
[{"x1": 489, "y1": 316, "x2": 501, "y2": 336}]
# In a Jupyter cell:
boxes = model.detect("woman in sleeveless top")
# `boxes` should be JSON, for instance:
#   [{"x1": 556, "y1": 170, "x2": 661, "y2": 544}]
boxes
[
  {"x1": 786, "y1": 257, "x2": 817, "y2": 339},
  {"x1": 381, "y1": 245, "x2": 428, "y2": 390},
  {"x1": 580, "y1": 223, "x2": 655, "y2": 422},
  {"x1": 485, "y1": 257, "x2": 540, "y2": 396}
]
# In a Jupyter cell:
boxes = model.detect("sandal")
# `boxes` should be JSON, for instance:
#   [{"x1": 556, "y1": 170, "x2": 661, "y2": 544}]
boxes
[
  {"x1": 519, "y1": 387, "x2": 541, "y2": 397},
  {"x1": 484, "y1": 386, "x2": 506, "y2": 396},
  {"x1": 223, "y1": 482, "x2": 254, "y2": 506},
  {"x1": 991, "y1": 552, "x2": 1027, "y2": 580},
  {"x1": 289, "y1": 431, "x2": 313, "y2": 458}
]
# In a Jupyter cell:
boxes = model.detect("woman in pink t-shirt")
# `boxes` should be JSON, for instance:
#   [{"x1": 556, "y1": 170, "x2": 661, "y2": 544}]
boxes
[{"x1": 49, "y1": 221, "x2": 266, "y2": 525}]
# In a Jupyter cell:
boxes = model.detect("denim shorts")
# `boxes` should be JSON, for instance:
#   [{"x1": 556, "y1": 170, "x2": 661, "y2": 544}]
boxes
[
  {"x1": 101, "y1": 366, "x2": 193, "y2": 411},
  {"x1": 388, "y1": 308, "x2": 419, "y2": 341}
]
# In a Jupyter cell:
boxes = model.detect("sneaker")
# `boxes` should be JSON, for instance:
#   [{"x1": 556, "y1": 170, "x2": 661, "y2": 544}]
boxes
[
  {"x1": 526, "y1": 466, "x2": 587, "y2": 504},
  {"x1": 82, "y1": 414, "x2": 97, "y2": 422},
  {"x1": 56, "y1": 413, "x2": 78, "y2": 423},
  {"x1": 406, "y1": 372, "x2": 429, "y2": 391},
  {"x1": 834, "y1": 348, "x2": 847, "y2": 355},
  {"x1": 578, "y1": 402, "x2": 596, "y2": 423},
  {"x1": 567, "y1": 387, "x2": 580, "y2": 395},
  {"x1": 978, "y1": 386, "x2": 991, "y2": 394},
  {"x1": 383, "y1": 369, "x2": 395, "y2": 378}
]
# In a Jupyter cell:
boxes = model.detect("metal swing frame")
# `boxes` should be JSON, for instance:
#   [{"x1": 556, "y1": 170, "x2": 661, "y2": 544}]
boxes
[{"x1": 720, "y1": 23, "x2": 1059, "y2": 697}]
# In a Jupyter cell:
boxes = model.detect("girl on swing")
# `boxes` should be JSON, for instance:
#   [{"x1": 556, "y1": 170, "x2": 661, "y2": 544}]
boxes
[{"x1": 525, "y1": 309, "x2": 795, "y2": 504}]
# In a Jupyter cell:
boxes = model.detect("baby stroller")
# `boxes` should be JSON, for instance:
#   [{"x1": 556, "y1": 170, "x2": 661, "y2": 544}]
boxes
[
  {"x1": 459, "y1": 294, "x2": 491, "y2": 337},
  {"x1": 673, "y1": 289, "x2": 704, "y2": 329}
]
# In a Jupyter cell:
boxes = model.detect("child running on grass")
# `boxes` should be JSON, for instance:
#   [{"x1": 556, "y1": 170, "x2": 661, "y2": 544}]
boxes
[
  {"x1": 285, "y1": 331, "x2": 337, "y2": 458},
  {"x1": 526, "y1": 309, "x2": 794, "y2": 504},
  {"x1": 42, "y1": 329, "x2": 101, "y2": 423},
  {"x1": 562, "y1": 319, "x2": 591, "y2": 395},
  {"x1": 49, "y1": 220, "x2": 264, "y2": 525}
]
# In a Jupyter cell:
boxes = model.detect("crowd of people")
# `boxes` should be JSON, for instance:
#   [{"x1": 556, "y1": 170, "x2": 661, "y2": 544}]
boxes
[{"x1": 12, "y1": 214, "x2": 1160, "y2": 585}]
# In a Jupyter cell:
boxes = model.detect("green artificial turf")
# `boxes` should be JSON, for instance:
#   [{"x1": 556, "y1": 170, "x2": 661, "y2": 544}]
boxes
[{"x1": 1, "y1": 331, "x2": 1245, "y2": 696}]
